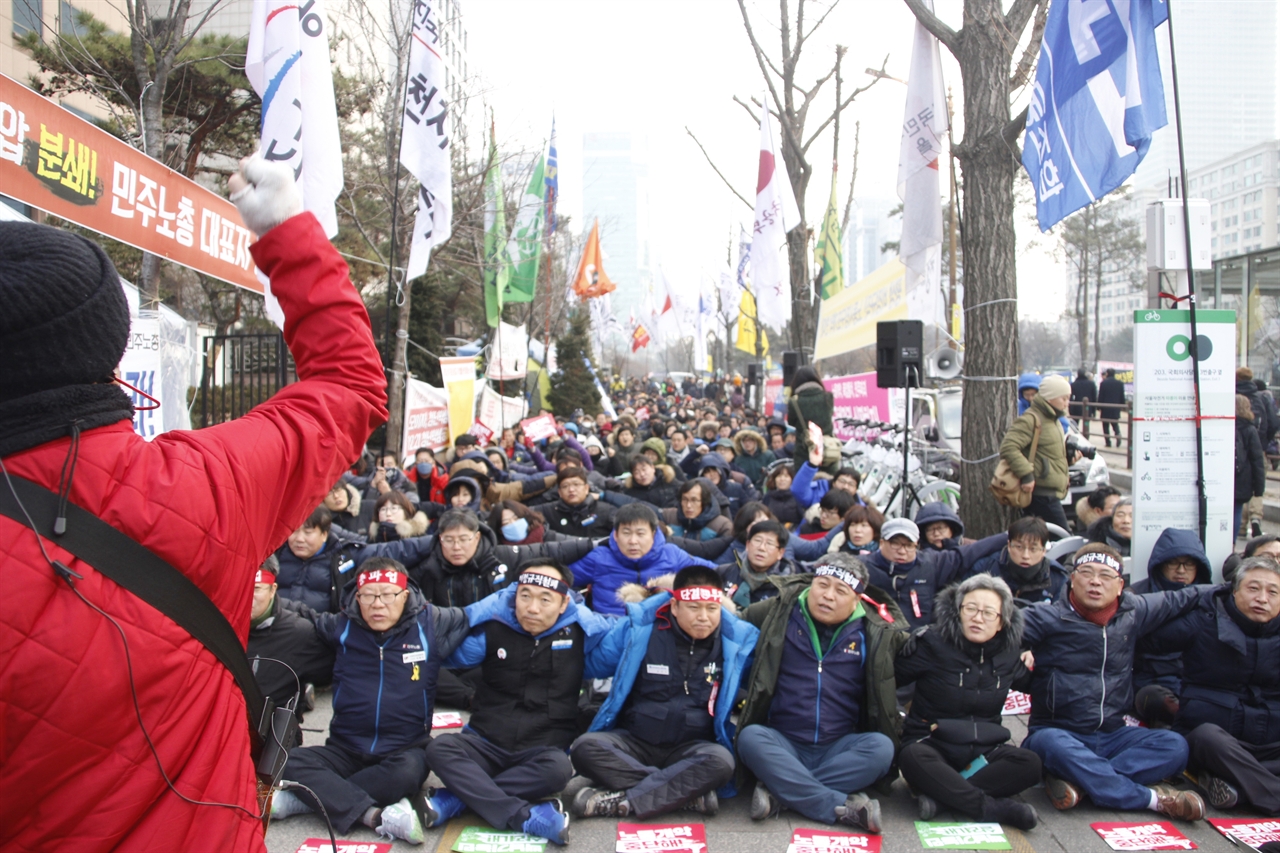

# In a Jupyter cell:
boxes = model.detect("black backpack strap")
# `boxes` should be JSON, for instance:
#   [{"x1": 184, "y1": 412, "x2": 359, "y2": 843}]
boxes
[{"x1": 0, "y1": 473, "x2": 270, "y2": 755}]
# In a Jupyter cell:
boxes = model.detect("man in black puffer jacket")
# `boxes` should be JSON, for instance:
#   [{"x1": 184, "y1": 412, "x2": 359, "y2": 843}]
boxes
[
  {"x1": 1141, "y1": 556, "x2": 1280, "y2": 815},
  {"x1": 896, "y1": 575, "x2": 1040, "y2": 828},
  {"x1": 971, "y1": 516, "x2": 1069, "y2": 608},
  {"x1": 540, "y1": 468, "x2": 616, "y2": 539}
]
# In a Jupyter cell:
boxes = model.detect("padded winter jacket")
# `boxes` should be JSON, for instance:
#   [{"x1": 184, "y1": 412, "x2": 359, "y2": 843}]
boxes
[
  {"x1": 999, "y1": 395, "x2": 1069, "y2": 499},
  {"x1": 569, "y1": 528, "x2": 717, "y2": 616},
  {"x1": 862, "y1": 533, "x2": 1008, "y2": 629},
  {"x1": 1130, "y1": 528, "x2": 1212, "y2": 692},
  {"x1": 0, "y1": 213, "x2": 387, "y2": 852}
]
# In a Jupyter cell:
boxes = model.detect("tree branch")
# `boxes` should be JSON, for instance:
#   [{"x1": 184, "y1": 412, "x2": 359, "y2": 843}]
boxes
[
  {"x1": 1003, "y1": 106, "x2": 1028, "y2": 152},
  {"x1": 902, "y1": 0, "x2": 960, "y2": 55},
  {"x1": 1009, "y1": 0, "x2": 1048, "y2": 90},
  {"x1": 733, "y1": 94, "x2": 761, "y2": 125},
  {"x1": 686, "y1": 127, "x2": 754, "y2": 211},
  {"x1": 736, "y1": 0, "x2": 787, "y2": 134},
  {"x1": 798, "y1": 0, "x2": 842, "y2": 51},
  {"x1": 841, "y1": 120, "x2": 860, "y2": 236},
  {"x1": 1004, "y1": 0, "x2": 1041, "y2": 35},
  {"x1": 802, "y1": 54, "x2": 885, "y2": 153}
]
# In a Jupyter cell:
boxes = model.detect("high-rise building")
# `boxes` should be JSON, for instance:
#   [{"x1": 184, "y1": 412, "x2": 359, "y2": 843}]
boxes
[
  {"x1": 843, "y1": 197, "x2": 900, "y2": 282},
  {"x1": 581, "y1": 131, "x2": 650, "y2": 322},
  {"x1": 1132, "y1": 0, "x2": 1278, "y2": 189}
]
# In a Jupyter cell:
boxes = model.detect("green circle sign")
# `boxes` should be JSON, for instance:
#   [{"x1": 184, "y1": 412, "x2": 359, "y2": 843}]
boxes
[{"x1": 1167, "y1": 334, "x2": 1213, "y2": 362}]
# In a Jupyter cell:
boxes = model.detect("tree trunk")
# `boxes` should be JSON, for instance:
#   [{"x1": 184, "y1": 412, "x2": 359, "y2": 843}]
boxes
[
  {"x1": 953, "y1": 0, "x2": 1021, "y2": 537},
  {"x1": 385, "y1": 277, "x2": 414, "y2": 457},
  {"x1": 787, "y1": 225, "x2": 812, "y2": 352}
]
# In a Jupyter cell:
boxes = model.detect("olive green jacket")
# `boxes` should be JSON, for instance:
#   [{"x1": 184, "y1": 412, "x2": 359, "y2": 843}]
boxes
[
  {"x1": 735, "y1": 574, "x2": 909, "y2": 788},
  {"x1": 999, "y1": 395, "x2": 1069, "y2": 499}
]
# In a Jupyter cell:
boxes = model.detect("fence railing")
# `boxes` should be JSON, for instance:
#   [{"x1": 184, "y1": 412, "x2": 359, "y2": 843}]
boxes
[
  {"x1": 1069, "y1": 401, "x2": 1133, "y2": 468},
  {"x1": 196, "y1": 333, "x2": 296, "y2": 428}
]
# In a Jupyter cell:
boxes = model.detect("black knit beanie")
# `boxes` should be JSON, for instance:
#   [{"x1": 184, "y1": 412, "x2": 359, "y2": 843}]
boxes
[{"x1": 0, "y1": 221, "x2": 131, "y2": 403}]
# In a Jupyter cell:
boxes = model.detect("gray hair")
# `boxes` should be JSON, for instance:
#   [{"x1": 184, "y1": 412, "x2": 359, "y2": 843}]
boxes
[
  {"x1": 954, "y1": 573, "x2": 1015, "y2": 612},
  {"x1": 1232, "y1": 555, "x2": 1280, "y2": 593},
  {"x1": 260, "y1": 553, "x2": 279, "y2": 574},
  {"x1": 1114, "y1": 496, "x2": 1133, "y2": 511},
  {"x1": 935, "y1": 572, "x2": 1024, "y2": 648},
  {"x1": 437, "y1": 509, "x2": 480, "y2": 535},
  {"x1": 812, "y1": 552, "x2": 869, "y2": 585}
]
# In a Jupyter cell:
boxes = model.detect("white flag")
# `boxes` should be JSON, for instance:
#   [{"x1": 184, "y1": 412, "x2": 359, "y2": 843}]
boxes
[
  {"x1": 694, "y1": 274, "x2": 716, "y2": 372},
  {"x1": 750, "y1": 102, "x2": 801, "y2": 332},
  {"x1": 896, "y1": 0, "x2": 948, "y2": 328},
  {"x1": 400, "y1": 0, "x2": 454, "y2": 280},
  {"x1": 247, "y1": 0, "x2": 343, "y2": 327}
]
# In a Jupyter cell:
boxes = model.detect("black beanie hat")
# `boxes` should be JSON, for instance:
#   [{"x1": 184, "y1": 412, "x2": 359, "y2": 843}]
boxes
[{"x1": 0, "y1": 221, "x2": 131, "y2": 402}]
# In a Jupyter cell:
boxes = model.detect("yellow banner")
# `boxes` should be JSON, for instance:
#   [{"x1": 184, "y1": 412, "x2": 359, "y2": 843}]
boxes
[
  {"x1": 439, "y1": 356, "x2": 477, "y2": 443},
  {"x1": 813, "y1": 259, "x2": 907, "y2": 360},
  {"x1": 736, "y1": 289, "x2": 769, "y2": 355}
]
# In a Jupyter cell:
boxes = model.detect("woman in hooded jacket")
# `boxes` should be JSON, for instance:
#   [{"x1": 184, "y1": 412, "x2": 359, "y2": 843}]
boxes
[
  {"x1": 895, "y1": 574, "x2": 1041, "y2": 829},
  {"x1": 761, "y1": 462, "x2": 803, "y2": 527},
  {"x1": 487, "y1": 499, "x2": 557, "y2": 546},
  {"x1": 368, "y1": 490, "x2": 430, "y2": 542},
  {"x1": 661, "y1": 479, "x2": 732, "y2": 541}
]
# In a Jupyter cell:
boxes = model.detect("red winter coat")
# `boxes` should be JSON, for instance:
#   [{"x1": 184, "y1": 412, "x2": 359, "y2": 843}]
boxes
[{"x1": 0, "y1": 214, "x2": 387, "y2": 852}]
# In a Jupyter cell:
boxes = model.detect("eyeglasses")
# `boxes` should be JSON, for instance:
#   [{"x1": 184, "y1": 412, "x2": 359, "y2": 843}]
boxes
[
  {"x1": 884, "y1": 539, "x2": 917, "y2": 551},
  {"x1": 356, "y1": 591, "x2": 405, "y2": 606},
  {"x1": 961, "y1": 603, "x2": 1001, "y2": 622},
  {"x1": 440, "y1": 535, "x2": 476, "y2": 547},
  {"x1": 1074, "y1": 568, "x2": 1121, "y2": 582},
  {"x1": 1164, "y1": 559, "x2": 1198, "y2": 572}
]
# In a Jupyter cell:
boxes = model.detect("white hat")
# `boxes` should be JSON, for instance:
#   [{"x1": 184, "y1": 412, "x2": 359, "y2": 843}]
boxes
[{"x1": 881, "y1": 518, "x2": 920, "y2": 543}]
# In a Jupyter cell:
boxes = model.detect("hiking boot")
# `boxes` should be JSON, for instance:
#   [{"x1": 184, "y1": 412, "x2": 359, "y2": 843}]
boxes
[
  {"x1": 750, "y1": 783, "x2": 780, "y2": 820},
  {"x1": 683, "y1": 790, "x2": 719, "y2": 816},
  {"x1": 561, "y1": 775, "x2": 592, "y2": 806},
  {"x1": 523, "y1": 800, "x2": 570, "y2": 846},
  {"x1": 1153, "y1": 785, "x2": 1206, "y2": 821},
  {"x1": 982, "y1": 796, "x2": 1039, "y2": 830},
  {"x1": 834, "y1": 793, "x2": 881, "y2": 834},
  {"x1": 376, "y1": 798, "x2": 424, "y2": 845},
  {"x1": 570, "y1": 787, "x2": 631, "y2": 818},
  {"x1": 1044, "y1": 773, "x2": 1081, "y2": 810},
  {"x1": 418, "y1": 788, "x2": 464, "y2": 829},
  {"x1": 917, "y1": 794, "x2": 938, "y2": 821},
  {"x1": 1252, "y1": 519, "x2": 1264, "y2": 539},
  {"x1": 1197, "y1": 772, "x2": 1240, "y2": 809}
]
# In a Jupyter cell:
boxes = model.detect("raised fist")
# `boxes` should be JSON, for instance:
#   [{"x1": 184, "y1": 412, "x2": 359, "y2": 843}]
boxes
[{"x1": 228, "y1": 153, "x2": 302, "y2": 236}]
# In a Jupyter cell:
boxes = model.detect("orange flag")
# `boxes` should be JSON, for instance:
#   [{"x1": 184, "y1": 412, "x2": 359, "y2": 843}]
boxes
[{"x1": 573, "y1": 219, "x2": 616, "y2": 298}]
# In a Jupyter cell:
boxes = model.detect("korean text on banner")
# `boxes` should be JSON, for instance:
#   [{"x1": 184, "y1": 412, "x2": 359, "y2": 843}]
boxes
[
  {"x1": 615, "y1": 822, "x2": 706, "y2": 853},
  {"x1": 788, "y1": 827, "x2": 882, "y2": 853},
  {"x1": 477, "y1": 384, "x2": 527, "y2": 434},
  {"x1": 400, "y1": 0, "x2": 453, "y2": 280},
  {"x1": 1091, "y1": 822, "x2": 1195, "y2": 851},
  {"x1": 0, "y1": 72, "x2": 260, "y2": 293},
  {"x1": 439, "y1": 356, "x2": 477, "y2": 443},
  {"x1": 402, "y1": 378, "x2": 450, "y2": 453},
  {"x1": 1210, "y1": 819, "x2": 1280, "y2": 848},
  {"x1": 824, "y1": 372, "x2": 903, "y2": 439},
  {"x1": 520, "y1": 413, "x2": 558, "y2": 442},
  {"x1": 118, "y1": 315, "x2": 164, "y2": 442},
  {"x1": 294, "y1": 839, "x2": 391, "y2": 853},
  {"x1": 814, "y1": 260, "x2": 907, "y2": 360}
]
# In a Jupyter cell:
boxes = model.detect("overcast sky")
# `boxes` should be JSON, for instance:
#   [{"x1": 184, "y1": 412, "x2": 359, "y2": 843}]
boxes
[{"x1": 466, "y1": 0, "x2": 1066, "y2": 322}]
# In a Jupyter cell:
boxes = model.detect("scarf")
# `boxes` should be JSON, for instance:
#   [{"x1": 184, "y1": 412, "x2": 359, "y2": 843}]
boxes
[
  {"x1": 1069, "y1": 590, "x2": 1119, "y2": 626},
  {"x1": 0, "y1": 383, "x2": 134, "y2": 459}
]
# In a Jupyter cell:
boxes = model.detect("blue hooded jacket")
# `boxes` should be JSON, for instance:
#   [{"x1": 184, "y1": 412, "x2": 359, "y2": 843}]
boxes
[
  {"x1": 569, "y1": 527, "x2": 717, "y2": 616},
  {"x1": 449, "y1": 584, "x2": 616, "y2": 667},
  {"x1": 586, "y1": 590, "x2": 759, "y2": 795}
]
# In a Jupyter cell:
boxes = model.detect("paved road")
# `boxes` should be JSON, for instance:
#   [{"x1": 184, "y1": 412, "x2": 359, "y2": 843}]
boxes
[{"x1": 266, "y1": 691, "x2": 1256, "y2": 853}]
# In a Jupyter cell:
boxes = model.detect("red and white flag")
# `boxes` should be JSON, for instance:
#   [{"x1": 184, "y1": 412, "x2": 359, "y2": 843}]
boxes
[
  {"x1": 400, "y1": 0, "x2": 453, "y2": 280},
  {"x1": 750, "y1": 100, "x2": 801, "y2": 332},
  {"x1": 896, "y1": 0, "x2": 948, "y2": 328}
]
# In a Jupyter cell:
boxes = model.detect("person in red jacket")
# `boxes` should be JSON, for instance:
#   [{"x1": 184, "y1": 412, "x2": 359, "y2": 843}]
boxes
[{"x1": 0, "y1": 155, "x2": 388, "y2": 852}]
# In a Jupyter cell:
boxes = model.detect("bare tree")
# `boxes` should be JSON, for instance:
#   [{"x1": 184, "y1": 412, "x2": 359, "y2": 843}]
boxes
[
  {"x1": 1059, "y1": 192, "x2": 1143, "y2": 367},
  {"x1": 902, "y1": 0, "x2": 1047, "y2": 537}
]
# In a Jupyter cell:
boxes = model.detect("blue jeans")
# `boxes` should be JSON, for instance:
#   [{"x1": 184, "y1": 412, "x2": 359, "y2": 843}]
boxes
[
  {"x1": 736, "y1": 725, "x2": 894, "y2": 822},
  {"x1": 1024, "y1": 726, "x2": 1188, "y2": 810}
]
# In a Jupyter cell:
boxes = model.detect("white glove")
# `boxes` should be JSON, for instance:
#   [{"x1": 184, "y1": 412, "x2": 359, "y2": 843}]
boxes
[{"x1": 228, "y1": 154, "x2": 302, "y2": 236}]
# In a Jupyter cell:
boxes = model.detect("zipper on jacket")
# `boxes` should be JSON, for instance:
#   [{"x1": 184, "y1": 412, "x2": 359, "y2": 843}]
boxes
[
  {"x1": 371, "y1": 643, "x2": 387, "y2": 753},
  {"x1": 1099, "y1": 625, "x2": 1108, "y2": 729},
  {"x1": 815, "y1": 659, "x2": 823, "y2": 744}
]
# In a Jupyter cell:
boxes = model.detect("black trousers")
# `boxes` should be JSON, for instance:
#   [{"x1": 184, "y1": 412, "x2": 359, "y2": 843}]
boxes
[
  {"x1": 898, "y1": 740, "x2": 1042, "y2": 819},
  {"x1": 283, "y1": 739, "x2": 428, "y2": 832},
  {"x1": 1024, "y1": 493, "x2": 1070, "y2": 530},
  {"x1": 425, "y1": 731, "x2": 573, "y2": 830},
  {"x1": 436, "y1": 667, "x2": 484, "y2": 710},
  {"x1": 570, "y1": 730, "x2": 734, "y2": 818},
  {"x1": 1102, "y1": 418, "x2": 1121, "y2": 446},
  {"x1": 1187, "y1": 722, "x2": 1280, "y2": 815}
]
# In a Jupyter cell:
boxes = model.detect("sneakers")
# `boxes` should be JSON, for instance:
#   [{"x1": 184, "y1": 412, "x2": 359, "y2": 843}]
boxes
[
  {"x1": 569, "y1": 786, "x2": 631, "y2": 818},
  {"x1": 1252, "y1": 519, "x2": 1264, "y2": 539},
  {"x1": 523, "y1": 800, "x2": 571, "y2": 846},
  {"x1": 1196, "y1": 772, "x2": 1240, "y2": 809},
  {"x1": 834, "y1": 793, "x2": 881, "y2": 834},
  {"x1": 1153, "y1": 785, "x2": 1206, "y2": 821},
  {"x1": 419, "y1": 787, "x2": 465, "y2": 828},
  {"x1": 1044, "y1": 773, "x2": 1081, "y2": 810},
  {"x1": 683, "y1": 791, "x2": 718, "y2": 816},
  {"x1": 376, "y1": 798, "x2": 425, "y2": 845},
  {"x1": 750, "y1": 784, "x2": 780, "y2": 821},
  {"x1": 269, "y1": 788, "x2": 312, "y2": 820},
  {"x1": 917, "y1": 794, "x2": 938, "y2": 821}
]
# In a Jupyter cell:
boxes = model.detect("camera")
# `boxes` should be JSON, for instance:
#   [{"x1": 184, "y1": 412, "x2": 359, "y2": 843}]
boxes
[{"x1": 1067, "y1": 436, "x2": 1096, "y2": 460}]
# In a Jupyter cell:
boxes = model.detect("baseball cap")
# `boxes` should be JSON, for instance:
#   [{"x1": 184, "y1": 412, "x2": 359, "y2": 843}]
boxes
[{"x1": 880, "y1": 518, "x2": 920, "y2": 543}]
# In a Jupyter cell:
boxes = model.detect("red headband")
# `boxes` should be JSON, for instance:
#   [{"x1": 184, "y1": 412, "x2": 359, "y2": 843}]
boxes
[
  {"x1": 674, "y1": 586, "x2": 721, "y2": 602},
  {"x1": 255, "y1": 569, "x2": 277, "y2": 585},
  {"x1": 356, "y1": 568, "x2": 408, "y2": 590}
]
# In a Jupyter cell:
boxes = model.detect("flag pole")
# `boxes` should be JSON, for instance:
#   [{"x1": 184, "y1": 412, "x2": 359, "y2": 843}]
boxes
[
  {"x1": 380, "y1": 5, "x2": 412, "y2": 461},
  {"x1": 1164, "y1": 0, "x2": 1207, "y2": 546}
]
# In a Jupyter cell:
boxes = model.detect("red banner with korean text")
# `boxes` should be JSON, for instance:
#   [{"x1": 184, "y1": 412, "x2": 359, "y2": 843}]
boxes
[{"x1": 0, "y1": 72, "x2": 261, "y2": 292}]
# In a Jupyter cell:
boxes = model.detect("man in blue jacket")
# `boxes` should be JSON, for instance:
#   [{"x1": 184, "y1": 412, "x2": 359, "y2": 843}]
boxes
[
  {"x1": 1141, "y1": 556, "x2": 1280, "y2": 815},
  {"x1": 269, "y1": 558, "x2": 472, "y2": 844},
  {"x1": 567, "y1": 565, "x2": 759, "y2": 819},
  {"x1": 419, "y1": 562, "x2": 614, "y2": 845},
  {"x1": 1020, "y1": 545, "x2": 1207, "y2": 822},
  {"x1": 569, "y1": 503, "x2": 717, "y2": 616}
]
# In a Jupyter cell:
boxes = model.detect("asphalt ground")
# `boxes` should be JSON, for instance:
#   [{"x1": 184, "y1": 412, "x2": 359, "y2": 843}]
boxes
[{"x1": 265, "y1": 690, "x2": 1263, "y2": 853}]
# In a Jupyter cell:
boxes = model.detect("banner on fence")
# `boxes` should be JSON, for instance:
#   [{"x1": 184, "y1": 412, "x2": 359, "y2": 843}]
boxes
[
  {"x1": 824, "y1": 372, "x2": 905, "y2": 440},
  {"x1": 0, "y1": 72, "x2": 260, "y2": 293},
  {"x1": 402, "y1": 378, "x2": 450, "y2": 453},
  {"x1": 477, "y1": 384, "x2": 528, "y2": 434},
  {"x1": 439, "y1": 356, "x2": 478, "y2": 443},
  {"x1": 118, "y1": 315, "x2": 164, "y2": 441}
]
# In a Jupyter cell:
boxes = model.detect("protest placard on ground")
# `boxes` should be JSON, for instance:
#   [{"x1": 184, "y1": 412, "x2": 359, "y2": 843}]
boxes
[
  {"x1": 787, "y1": 827, "x2": 882, "y2": 853},
  {"x1": 1209, "y1": 818, "x2": 1280, "y2": 848},
  {"x1": 452, "y1": 826, "x2": 546, "y2": 853},
  {"x1": 1091, "y1": 822, "x2": 1195, "y2": 850},
  {"x1": 295, "y1": 839, "x2": 391, "y2": 853},
  {"x1": 615, "y1": 822, "x2": 707, "y2": 853},
  {"x1": 432, "y1": 711, "x2": 464, "y2": 729},
  {"x1": 1001, "y1": 690, "x2": 1031, "y2": 715},
  {"x1": 914, "y1": 822, "x2": 1010, "y2": 850}
]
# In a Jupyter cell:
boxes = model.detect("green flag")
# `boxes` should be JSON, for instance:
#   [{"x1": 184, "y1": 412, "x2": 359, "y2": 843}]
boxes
[
  {"x1": 815, "y1": 175, "x2": 844, "y2": 300},
  {"x1": 483, "y1": 123, "x2": 510, "y2": 327},
  {"x1": 504, "y1": 152, "x2": 545, "y2": 303}
]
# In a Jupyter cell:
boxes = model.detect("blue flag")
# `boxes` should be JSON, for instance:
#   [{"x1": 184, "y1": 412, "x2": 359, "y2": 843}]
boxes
[
  {"x1": 545, "y1": 118, "x2": 558, "y2": 235},
  {"x1": 1023, "y1": 0, "x2": 1168, "y2": 231}
]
